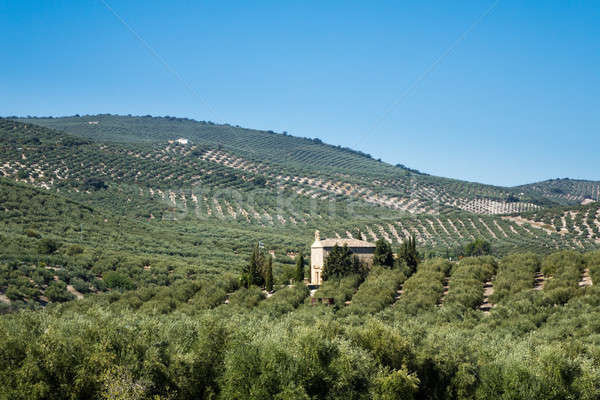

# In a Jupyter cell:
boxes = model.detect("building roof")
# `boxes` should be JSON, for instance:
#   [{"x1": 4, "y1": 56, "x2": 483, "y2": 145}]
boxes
[{"x1": 312, "y1": 238, "x2": 375, "y2": 248}]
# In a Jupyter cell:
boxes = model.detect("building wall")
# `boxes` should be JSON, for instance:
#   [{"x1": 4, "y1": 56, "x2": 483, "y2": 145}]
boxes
[
  {"x1": 310, "y1": 246, "x2": 374, "y2": 285},
  {"x1": 311, "y1": 246, "x2": 324, "y2": 285}
]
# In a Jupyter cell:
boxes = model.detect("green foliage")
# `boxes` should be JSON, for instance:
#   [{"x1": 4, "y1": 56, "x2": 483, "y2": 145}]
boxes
[
  {"x1": 1, "y1": 252, "x2": 600, "y2": 399},
  {"x1": 241, "y1": 244, "x2": 265, "y2": 288},
  {"x1": 45, "y1": 281, "x2": 74, "y2": 302},
  {"x1": 373, "y1": 239, "x2": 394, "y2": 268},
  {"x1": 258, "y1": 285, "x2": 308, "y2": 317},
  {"x1": 323, "y1": 244, "x2": 363, "y2": 281},
  {"x1": 295, "y1": 252, "x2": 305, "y2": 283},
  {"x1": 398, "y1": 235, "x2": 419, "y2": 275},
  {"x1": 66, "y1": 244, "x2": 84, "y2": 256},
  {"x1": 444, "y1": 257, "x2": 496, "y2": 310},
  {"x1": 541, "y1": 250, "x2": 585, "y2": 305},
  {"x1": 1, "y1": 115, "x2": 600, "y2": 398},
  {"x1": 463, "y1": 238, "x2": 492, "y2": 257},
  {"x1": 265, "y1": 256, "x2": 274, "y2": 292},
  {"x1": 371, "y1": 367, "x2": 419, "y2": 400},
  {"x1": 25, "y1": 229, "x2": 41, "y2": 239},
  {"x1": 586, "y1": 250, "x2": 600, "y2": 283},
  {"x1": 315, "y1": 274, "x2": 363, "y2": 306},
  {"x1": 103, "y1": 271, "x2": 135, "y2": 291},
  {"x1": 37, "y1": 238, "x2": 60, "y2": 255},
  {"x1": 228, "y1": 286, "x2": 265, "y2": 309},
  {"x1": 394, "y1": 258, "x2": 451, "y2": 315},
  {"x1": 1, "y1": 117, "x2": 598, "y2": 264},
  {"x1": 489, "y1": 253, "x2": 540, "y2": 303},
  {"x1": 343, "y1": 267, "x2": 406, "y2": 316},
  {"x1": 82, "y1": 177, "x2": 108, "y2": 191}
]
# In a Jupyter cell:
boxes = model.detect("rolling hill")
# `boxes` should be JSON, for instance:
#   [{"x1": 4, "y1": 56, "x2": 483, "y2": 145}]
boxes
[
  {"x1": 1, "y1": 115, "x2": 599, "y2": 309},
  {"x1": 2, "y1": 115, "x2": 600, "y2": 399},
  {"x1": 2, "y1": 116, "x2": 599, "y2": 259},
  {"x1": 517, "y1": 178, "x2": 600, "y2": 205}
]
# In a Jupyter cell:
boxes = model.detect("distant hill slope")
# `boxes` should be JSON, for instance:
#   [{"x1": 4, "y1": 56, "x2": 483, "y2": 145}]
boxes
[
  {"x1": 2, "y1": 113, "x2": 599, "y2": 315},
  {"x1": 516, "y1": 178, "x2": 600, "y2": 205},
  {"x1": 14, "y1": 115, "x2": 554, "y2": 215},
  {"x1": 1, "y1": 117, "x2": 598, "y2": 256}
]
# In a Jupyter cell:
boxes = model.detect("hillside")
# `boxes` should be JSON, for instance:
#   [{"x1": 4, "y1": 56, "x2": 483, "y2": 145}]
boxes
[
  {"x1": 2, "y1": 116, "x2": 599, "y2": 262},
  {"x1": 2, "y1": 116, "x2": 600, "y2": 398},
  {"x1": 0, "y1": 177, "x2": 311, "y2": 310},
  {"x1": 517, "y1": 178, "x2": 600, "y2": 205},
  {"x1": 15, "y1": 115, "x2": 556, "y2": 215}
]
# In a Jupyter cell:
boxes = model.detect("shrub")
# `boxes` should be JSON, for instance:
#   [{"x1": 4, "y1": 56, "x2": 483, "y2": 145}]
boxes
[
  {"x1": 37, "y1": 238, "x2": 60, "y2": 254},
  {"x1": 5, "y1": 286, "x2": 23, "y2": 301},
  {"x1": 46, "y1": 281, "x2": 74, "y2": 302},
  {"x1": 395, "y1": 259, "x2": 451, "y2": 315},
  {"x1": 67, "y1": 244, "x2": 84, "y2": 256},
  {"x1": 371, "y1": 367, "x2": 420, "y2": 400},
  {"x1": 489, "y1": 253, "x2": 540, "y2": 304},
  {"x1": 71, "y1": 277, "x2": 91, "y2": 293},
  {"x1": 444, "y1": 257, "x2": 495, "y2": 310},
  {"x1": 25, "y1": 229, "x2": 41, "y2": 239},
  {"x1": 228, "y1": 286, "x2": 265, "y2": 309},
  {"x1": 103, "y1": 271, "x2": 135, "y2": 290},
  {"x1": 343, "y1": 267, "x2": 406, "y2": 316}
]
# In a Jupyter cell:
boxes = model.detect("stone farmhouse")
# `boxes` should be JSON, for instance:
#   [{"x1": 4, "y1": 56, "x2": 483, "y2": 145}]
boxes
[{"x1": 310, "y1": 230, "x2": 375, "y2": 285}]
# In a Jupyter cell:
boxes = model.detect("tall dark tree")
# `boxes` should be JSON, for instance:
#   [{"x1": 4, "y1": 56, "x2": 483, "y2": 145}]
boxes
[
  {"x1": 264, "y1": 255, "x2": 274, "y2": 292},
  {"x1": 322, "y1": 244, "x2": 354, "y2": 281},
  {"x1": 398, "y1": 235, "x2": 419, "y2": 275},
  {"x1": 373, "y1": 239, "x2": 394, "y2": 268},
  {"x1": 464, "y1": 239, "x2": 491, "y2": 257},
  {"x1": 241, "y1": 243, "x2": 264, "y2": 288},
  {"x1": 295, "y1": 252, "x2": 305, "y2": 283},
  {"x1": 352, "y1": 255, "x2": 368, "y2": 279}
]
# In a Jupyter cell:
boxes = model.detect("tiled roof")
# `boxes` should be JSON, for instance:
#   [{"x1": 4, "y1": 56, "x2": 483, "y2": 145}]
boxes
[{"x1": 312, "y1": 238, "x2": 375, "y2": 248}]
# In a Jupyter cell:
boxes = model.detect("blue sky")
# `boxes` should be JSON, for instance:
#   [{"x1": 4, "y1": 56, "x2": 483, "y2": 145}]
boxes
[{"x1": 1, "y1": 1, "x2": 598, "y2": 186}]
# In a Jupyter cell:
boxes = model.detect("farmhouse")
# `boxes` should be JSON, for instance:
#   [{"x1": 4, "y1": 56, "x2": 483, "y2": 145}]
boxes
[{"x1": 310, "y1": 230, "x2": 375, "y2": 285}]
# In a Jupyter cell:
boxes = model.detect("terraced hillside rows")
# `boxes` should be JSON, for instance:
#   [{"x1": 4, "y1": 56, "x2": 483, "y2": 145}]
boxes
[
  {"x1": 318, "y1": 212, "x2": 600, "y2": 254},
  {"x1": 1, "y1": 118, "x2": 599, "y2": 256},
  {"x1": 517, "y1": 178, "x2": 600, "y2": 205},
  {"x1": 505, "y1": 202, "x2": 600, "y2": 244},
  {"x1": 14, "y1": 115, "x2": 555, "y2": 214}
]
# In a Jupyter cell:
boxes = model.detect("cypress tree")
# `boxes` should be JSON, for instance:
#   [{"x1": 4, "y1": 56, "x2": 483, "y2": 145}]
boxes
[
  {"x1": 242, "y1": 243, "x2": 265, "y2": 287},
  {"x1": 264, "y1": 255, "x2": 274, "y2": 292},
  {"x1": 295, "y1": 252, "x2": 305, "y2": 283},
  {"x1": 373, "y1": 239, "x2": 394, "y2": 268},
  {"x1": 398, "y1": 235, "x2": 419, "y2": 275}
]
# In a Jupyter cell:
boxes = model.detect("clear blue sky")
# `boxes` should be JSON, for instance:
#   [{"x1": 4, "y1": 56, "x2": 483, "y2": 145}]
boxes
[{"x1": 1, "y1": 1, "x2": 598, "y2": 186}]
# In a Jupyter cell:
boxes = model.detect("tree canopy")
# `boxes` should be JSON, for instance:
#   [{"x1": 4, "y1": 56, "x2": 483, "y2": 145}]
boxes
[
  {"x1": 295, "y1": 252, "x2": 305, "y2": 283},
  {"x1": 322, "y1": 244, "x2": 363, "y2": 281},
  {"x1": 464, "y1": 239, "x2": 492, "y2": 257},
  {"x1": 398, "y1": 235, "x2": 419, "y2": 275},
  {"x1": 373, "y1": 239, "x2": 394, "y2": 268}
]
